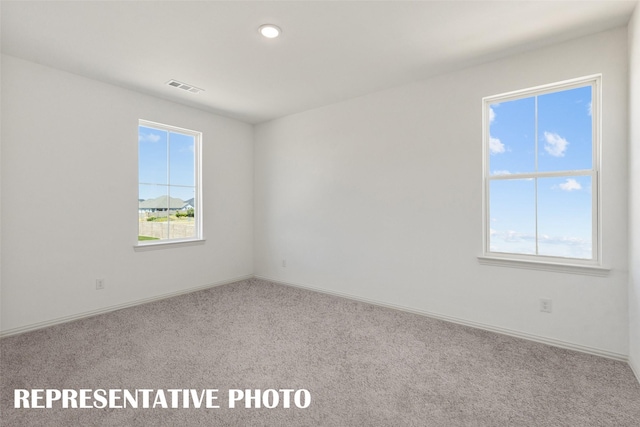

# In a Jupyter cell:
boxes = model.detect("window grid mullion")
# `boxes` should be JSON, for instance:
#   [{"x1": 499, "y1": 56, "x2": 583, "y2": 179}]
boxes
[
  {"x1": 534, "y1": 95, "x2": 539, "y2": 255},
  {"x1": 489, "y1": 169, "x2": 593, "y2": 180},
  {"x1": 166, "y1": 131, "x2": 171, "y2": 240},
  {"x1": 592, "y1": 82, "x2": 599, "y2": 262}
]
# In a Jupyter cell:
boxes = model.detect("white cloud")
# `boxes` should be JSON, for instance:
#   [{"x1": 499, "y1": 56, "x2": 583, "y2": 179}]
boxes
[
  {"x1": 587, "y1": 101, "x2": 592, "y2": 117},
  {"x1": 139, "y1": 132, "x2": 161, "y2": 143},
  {"x1": 537, "y1": 234, "x2": 591, "y2": 257},
  {"x1": 489, "y1": 229, "x2": 537, "y2": 254},
  {"x1": 492, "y1": 170, "x2": 511, "y2": 176},
  {"x1": 558, "y1": 178, "x2": 582, "y2": 192},
  {"x1": 489, "y1": 136, "x2": 505, "y2": 154},
  {"x1": 543, "y1": 131, "x2": 569, "y2": 157},
  {"x1": 490, "y1": 229, "x2": 592, "y2": 258},
  {"x1": 538, "y1": 234, "x2": 587, "y2": 246},
  {"x1": 489, "y1": 107, "x2": 496, "y2": 123},
  {"x1": 503, "y1": 230, "x2": 536, "y2": 242}
]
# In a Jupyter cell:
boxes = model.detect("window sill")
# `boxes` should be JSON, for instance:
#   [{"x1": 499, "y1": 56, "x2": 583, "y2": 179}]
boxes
[
  {"x1": 477, "y1": 255, "x2": 610, "y2": 277},
  {"x1": 134, "y1": 239, "x2": 206, "y2": 252}
]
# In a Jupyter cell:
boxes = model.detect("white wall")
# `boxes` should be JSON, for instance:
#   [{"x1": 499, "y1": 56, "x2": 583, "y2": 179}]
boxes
[
  {"x1": 1, "y1": 23, "x2": 634, "y2": 364},
  {"x1": 0, "y1": 52, "x2": 3, "y2": 333},
  {"x1": 629, "y1": 2, "x2": 640, "y2": 378},
  {"x1": 254, "y1": 28, "x2": 629, "y2": 358},
  {"x1": 0, "y1": 55, "x2": 254, "y2": 334}
]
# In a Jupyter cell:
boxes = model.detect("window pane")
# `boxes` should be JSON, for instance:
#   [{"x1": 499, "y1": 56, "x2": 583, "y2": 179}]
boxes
[
  {"x1": 138, "y1": 184, "x2": 170, "y2": 241},
  {"x1": 537, "y1": 86, "x2": 592, "y2": 172},
  {"x1": 169, "y1": 132, "x2": 195, "y2": 186},
  {"x1": 537, "y1": 176, "x2": 592, "y2": 259},
  {"x1": 489, "y1": 97, "x2": 535, "y2": 176},
  {"x1": 139, "y1": 126, "x2": 168, "y2": 185},
  {"x1": 168, "y1": 186, "x2": 195, "y2": 206},
  {"x1": 138, "y1": 121, "x2": 200, "y2": 244},
  {"x1": 489, "y1": 179, "x2": 536, "y2": 254},
  {"x1": 168, "y1": 186, "x2": 196, "y2": 240}
]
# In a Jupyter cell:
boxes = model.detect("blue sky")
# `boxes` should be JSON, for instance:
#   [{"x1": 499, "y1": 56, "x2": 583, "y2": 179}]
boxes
[
  {"x1": 488, "y1": 86, "x2": 593, "y2": 259},
  {"x1": 138, "y1": 126, "x2": 195, "y2": 202}
]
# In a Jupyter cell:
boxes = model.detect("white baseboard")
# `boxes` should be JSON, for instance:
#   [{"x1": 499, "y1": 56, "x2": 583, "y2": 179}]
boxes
[
  {"x1": 254, "y1": 275, "x2": 629, "y2": 362},
  {"x1": 0, "y1": 274, "x2": 254, "y2": 338},
  {"x1": 2, "y1": 273, "x2": 633, "y2": 371},
  {"x1": 629, "y1": 355, "x2": 640, "y2": 385}
]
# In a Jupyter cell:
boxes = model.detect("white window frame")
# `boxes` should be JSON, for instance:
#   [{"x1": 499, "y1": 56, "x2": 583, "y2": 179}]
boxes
[
  {"x1": 479, "y1": 75, "x2": 608, "y2": 276},
  {"x1": 135, "y1": 119, "x2": 203, "y2": 250}
]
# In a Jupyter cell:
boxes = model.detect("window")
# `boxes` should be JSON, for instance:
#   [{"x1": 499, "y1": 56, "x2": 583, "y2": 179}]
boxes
[
  {"x1": 138, "y1": 120, "x2": 202, "y2": 245},
  {"x1": 482, "y1": 75, "x2": 600, "y2": 266}
]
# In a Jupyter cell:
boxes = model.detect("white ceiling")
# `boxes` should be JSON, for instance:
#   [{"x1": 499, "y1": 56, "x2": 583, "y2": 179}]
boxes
[{"x1": 1, "y1": 1, "x2": 636, "y2": 124}]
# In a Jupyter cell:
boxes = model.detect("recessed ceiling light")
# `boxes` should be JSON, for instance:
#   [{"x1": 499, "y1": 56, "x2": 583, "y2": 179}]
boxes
[{"x1": 259, "y1": 24, "x2": 281, "y2": 39}]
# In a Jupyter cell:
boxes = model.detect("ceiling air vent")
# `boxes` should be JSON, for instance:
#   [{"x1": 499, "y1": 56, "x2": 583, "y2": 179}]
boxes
[{"x1": 165, "y1": 79, "x2": 204, "y2": 94}]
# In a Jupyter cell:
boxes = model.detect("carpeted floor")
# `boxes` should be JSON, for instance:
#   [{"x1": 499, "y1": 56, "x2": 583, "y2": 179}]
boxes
[{"x1": 1, "y1": 278, "x2": 639, "y2": 426}]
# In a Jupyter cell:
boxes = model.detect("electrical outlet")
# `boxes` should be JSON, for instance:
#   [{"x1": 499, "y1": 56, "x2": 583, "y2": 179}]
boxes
[
  {"x1": 540, "y1": 298, "x2": 552, "y2": 313},
  {"x1": 282, "y1": 259, "x2": 287, "y2": 268},
  {"x1": 96, "y1": 279, "x2": 105, "y2": 290}
]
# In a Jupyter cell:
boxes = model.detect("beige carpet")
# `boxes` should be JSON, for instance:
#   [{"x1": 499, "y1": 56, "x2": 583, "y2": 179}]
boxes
[{"x1": 1, "y1": 278, "x2": 639, "y2": 426}]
